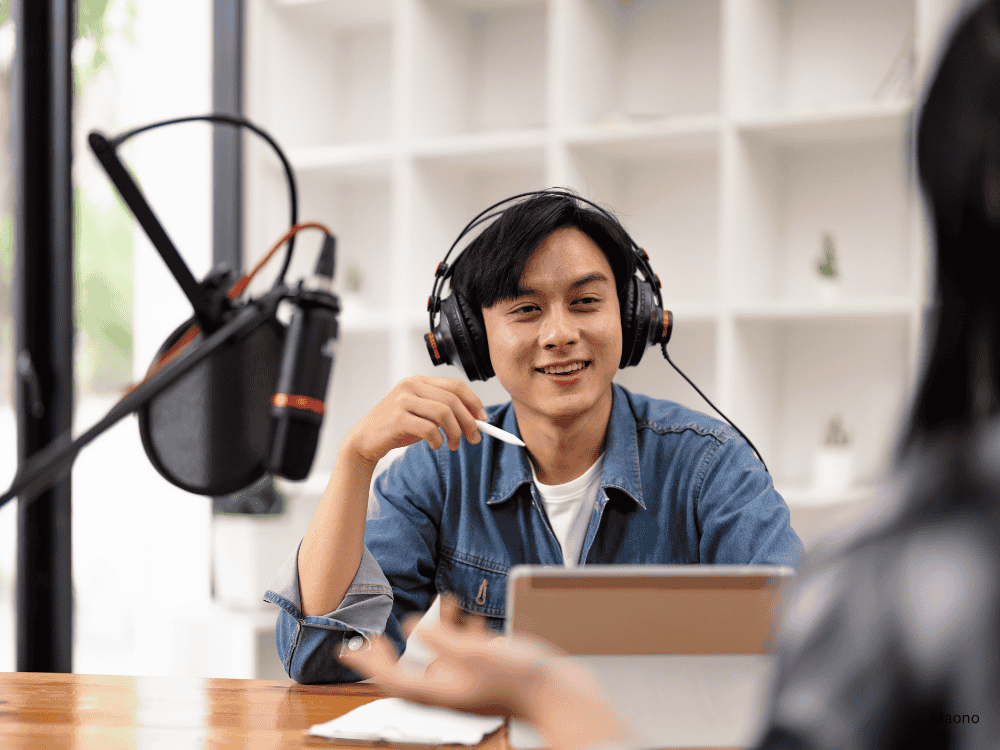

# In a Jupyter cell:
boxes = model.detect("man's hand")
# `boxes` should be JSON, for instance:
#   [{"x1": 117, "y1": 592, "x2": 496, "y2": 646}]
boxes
[{"x1": 345, "y1": 376, "x2": 488, "y2": 466}]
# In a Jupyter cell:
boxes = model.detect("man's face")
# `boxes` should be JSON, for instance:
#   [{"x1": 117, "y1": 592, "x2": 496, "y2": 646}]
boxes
[{"x1": 482, "y1": 227, "x2": 622, "y2": 424}]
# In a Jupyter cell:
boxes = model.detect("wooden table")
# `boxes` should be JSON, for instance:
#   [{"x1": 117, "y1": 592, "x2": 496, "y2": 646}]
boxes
[{"x1": 0, "y1": 672, "x2": 510, "y2": 749}]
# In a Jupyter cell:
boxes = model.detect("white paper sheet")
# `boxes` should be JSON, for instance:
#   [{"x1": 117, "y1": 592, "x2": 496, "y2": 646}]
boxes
[{"x1": 307, "y1": 697, "x2": 505, "y2": 745}]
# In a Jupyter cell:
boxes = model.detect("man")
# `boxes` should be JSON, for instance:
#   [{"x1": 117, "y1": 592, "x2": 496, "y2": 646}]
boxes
[{"x1": 265, "y1": 192, "x2": 803, "y2": 684}]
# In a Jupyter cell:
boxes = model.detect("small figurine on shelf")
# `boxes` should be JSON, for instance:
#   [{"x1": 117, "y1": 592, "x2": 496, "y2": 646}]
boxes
[
  {"x1": 345, "y1": 264, "x2": 362, "y2": 295},
  {"x1": 812, "y1": 414, "x2": 854, "y2": 494},
  {"x1": 817, "y1": 232, "x2": 840, "y2": 299},
  {"x1": 338, "y1": 263, "x2": 364, "y2": 318}
]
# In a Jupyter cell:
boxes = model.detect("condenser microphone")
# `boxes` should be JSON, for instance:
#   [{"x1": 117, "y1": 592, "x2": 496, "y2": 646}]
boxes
[{"x1": 267, "y1": 234, "x2": 340, "y2": 480}]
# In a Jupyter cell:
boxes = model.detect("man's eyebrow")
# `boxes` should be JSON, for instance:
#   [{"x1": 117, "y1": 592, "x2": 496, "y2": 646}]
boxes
[
  {"x1": 510, "y1": 272, "x2": 611, "y2": 299},
  {"x1": 570, "y1": 272, "x2": 611, "y2": 289}
]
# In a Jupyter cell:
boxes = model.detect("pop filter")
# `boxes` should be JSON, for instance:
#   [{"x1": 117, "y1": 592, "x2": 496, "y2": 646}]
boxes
[{"x1": 138, "y1": 312, "x2": 286, "y2": 496}]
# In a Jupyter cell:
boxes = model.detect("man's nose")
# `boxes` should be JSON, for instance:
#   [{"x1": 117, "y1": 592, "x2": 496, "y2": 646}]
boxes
[{"x1": 540, "y1": 306, "x2": 578, "y2": 349}]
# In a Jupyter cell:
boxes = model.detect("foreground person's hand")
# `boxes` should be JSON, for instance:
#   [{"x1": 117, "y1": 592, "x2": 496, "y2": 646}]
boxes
[{"x1": 340, "y1": 597, "x2": 637, "y2": 750}]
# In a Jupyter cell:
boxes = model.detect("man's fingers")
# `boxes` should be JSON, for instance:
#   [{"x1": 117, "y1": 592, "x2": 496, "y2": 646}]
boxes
[
  {"x1": 398, "y1": 413, "x2": 445, "y2": 451},
  {"x1": 399, "y1": 395, "x2": 462, "y2": 450},
  {"x1": 416, "y1": 376, "x2": 488, "y2": 422},
  {"x1": 411, "y1": 382, "x2": 483, "y2": 446}
]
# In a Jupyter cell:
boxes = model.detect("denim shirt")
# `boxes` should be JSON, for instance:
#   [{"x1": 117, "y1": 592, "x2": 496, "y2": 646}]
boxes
[{"x1": 265, "y1": 384, "x2": 804, "y2": 684}]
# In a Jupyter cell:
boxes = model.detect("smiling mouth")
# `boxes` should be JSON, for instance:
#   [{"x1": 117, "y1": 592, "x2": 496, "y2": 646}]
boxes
[{"x1": 535, "y1": 361, "x2": 591, "y2": 376}]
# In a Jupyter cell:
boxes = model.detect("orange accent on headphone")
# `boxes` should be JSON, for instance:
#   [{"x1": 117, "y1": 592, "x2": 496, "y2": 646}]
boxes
[
  {"x1": 271, "y1": 393, "x2": 326, "y2": 415},
  {"x1": 426, "y1": 332, "x2": 441, "y2": 362}
]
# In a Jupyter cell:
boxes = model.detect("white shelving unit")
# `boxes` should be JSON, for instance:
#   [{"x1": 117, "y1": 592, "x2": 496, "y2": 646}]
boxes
[{"x1": 234, "y1": 2, "x2": 960, "y2": 657}]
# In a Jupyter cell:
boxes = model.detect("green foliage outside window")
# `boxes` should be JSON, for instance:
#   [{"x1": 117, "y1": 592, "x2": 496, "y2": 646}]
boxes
[{"x1": 75, "y1": 185, "x2": 134, "y2": 393}]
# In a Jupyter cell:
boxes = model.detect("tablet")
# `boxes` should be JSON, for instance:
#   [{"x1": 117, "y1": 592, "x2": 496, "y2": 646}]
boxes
[{"x1": 505, "y1": 565, "x2": 795, "y2": 749}]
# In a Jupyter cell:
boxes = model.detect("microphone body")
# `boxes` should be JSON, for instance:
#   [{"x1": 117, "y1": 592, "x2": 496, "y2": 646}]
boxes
[{"x1": 268, "y1": 284, "x2": 340, "y2": 480}]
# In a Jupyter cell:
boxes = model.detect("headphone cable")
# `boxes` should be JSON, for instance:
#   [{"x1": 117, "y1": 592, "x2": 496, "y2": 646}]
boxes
[{"x1": 661, "y1": 342, "x2": 768, "y2": 473}]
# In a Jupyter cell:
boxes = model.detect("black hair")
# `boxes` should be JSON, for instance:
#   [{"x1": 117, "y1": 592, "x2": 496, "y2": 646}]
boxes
[
  {"x1": 448, "y1": 191, "x2": 638, "y2": 319},
  {"x1": 902, "y1": 0, "x2": 1000, "y2": 454}
]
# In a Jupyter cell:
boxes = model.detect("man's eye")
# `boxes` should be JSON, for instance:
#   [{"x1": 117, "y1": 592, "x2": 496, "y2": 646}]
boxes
[
  {"x1": 513, "y1": 305, "x2": 538, "y2": 315},
  {"x1": 574, "y1": 297, "x2": 599, "y2": 306}
]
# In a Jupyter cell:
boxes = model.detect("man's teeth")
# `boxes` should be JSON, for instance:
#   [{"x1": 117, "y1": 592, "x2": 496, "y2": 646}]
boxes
[{"x1": 541, "y1": 362, "x2": 587, "y2": 374}]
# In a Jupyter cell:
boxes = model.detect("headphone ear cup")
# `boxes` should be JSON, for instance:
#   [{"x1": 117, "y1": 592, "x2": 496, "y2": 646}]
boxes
[
  {"x1": 455, "y1": 293, "x2": 493, "y2": 380},
  {"x1": 620, "y1": 275, "x2": 653, "y2": 368},
  {"x1": 619, "y1": 276, "x2": 637, "y2": 368},
  {"x1": 447, "y1": 293, "x2": 493, "y2": 381}
]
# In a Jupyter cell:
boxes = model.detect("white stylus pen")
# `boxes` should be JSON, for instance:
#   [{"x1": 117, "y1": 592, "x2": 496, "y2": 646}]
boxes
[{"x1": 475, "y1": 420, "x2": 527, "y2": 447}]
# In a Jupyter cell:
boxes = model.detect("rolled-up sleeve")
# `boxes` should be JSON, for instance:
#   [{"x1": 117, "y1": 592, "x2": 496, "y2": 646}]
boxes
[
  {"x1": 263, "y1": 539, "x2": 393, "y2": 684},
  {"x1": 264, "y1": 443, "x2": 447, "y2": 684}
]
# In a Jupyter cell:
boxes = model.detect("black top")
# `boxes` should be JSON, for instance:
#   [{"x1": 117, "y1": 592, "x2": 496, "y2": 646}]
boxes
[{"x1": 759, "y1": 423, "x2": 1000, "y2": 750}]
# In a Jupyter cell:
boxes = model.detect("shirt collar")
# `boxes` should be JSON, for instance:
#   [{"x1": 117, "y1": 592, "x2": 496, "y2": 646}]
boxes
[{"x1": 486, "y1": 383, "x2": 645, "y2": 509}]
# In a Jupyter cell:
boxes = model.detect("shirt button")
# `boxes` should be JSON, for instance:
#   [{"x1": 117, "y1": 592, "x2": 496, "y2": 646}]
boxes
[{"x1": 347, "y1": 635, "x2": 365, "y2": 651}]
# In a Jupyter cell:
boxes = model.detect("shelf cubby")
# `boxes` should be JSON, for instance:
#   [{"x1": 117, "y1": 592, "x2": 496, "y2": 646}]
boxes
[
  {"x1": 245, "y1": 167, "x2": 394, "y2": 322},
  {"x1": 729, "y1": 130, "x2": 912, "y2": 304},
  {"x1": 729, "y1": 0, "x2": 917, "y2": 117},
  {"x1": 305, "y1": 173, "x2": 394, "y2": 317},
  {"x1": 410, "y1": 0, "x2": 548, "y2": 138},
  {"x1": 562, "y1": 0, "x2": 721, "y2": 127},
  {"x1": 731, "y1": 316, "x2": 912, "y2": 490},
  {"x1": 567, "y1": 145, "x2": 720, "y2": 306},
  {"x1": 407, "y1": 155, "x2": 547, "y2": 313},
  {"x1": 257, "y1": 2, "x2": 394, "y2": 148}
]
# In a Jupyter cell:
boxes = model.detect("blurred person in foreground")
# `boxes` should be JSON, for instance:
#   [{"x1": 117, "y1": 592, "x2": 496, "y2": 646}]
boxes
[{"x1": 342, "y1": 2, "x2": 1000, "y2": 748}]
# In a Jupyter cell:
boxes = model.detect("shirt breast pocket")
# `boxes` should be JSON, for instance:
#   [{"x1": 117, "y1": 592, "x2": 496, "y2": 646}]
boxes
[{"x1": 436, "y1": 546, "x2": 508, "y2": 632}]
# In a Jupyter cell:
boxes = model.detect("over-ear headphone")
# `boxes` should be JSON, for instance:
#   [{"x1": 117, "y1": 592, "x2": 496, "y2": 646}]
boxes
[{"x1": 424, "y1": 189, "x2": 674, "y2": 382}]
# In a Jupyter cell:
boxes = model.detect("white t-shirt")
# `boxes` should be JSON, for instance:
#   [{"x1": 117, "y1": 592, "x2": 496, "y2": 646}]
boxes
[{"x1": 531, "y1": 454, "x2": 605, "y2": 568}]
